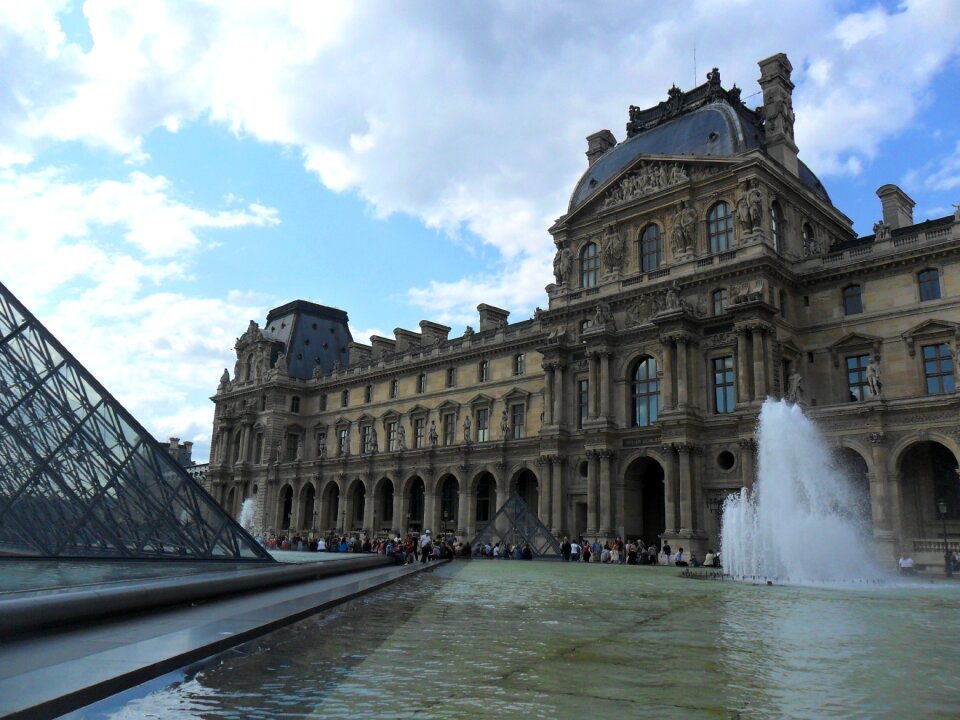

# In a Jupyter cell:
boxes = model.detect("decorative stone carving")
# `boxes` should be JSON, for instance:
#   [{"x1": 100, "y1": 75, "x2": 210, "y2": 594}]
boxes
[
  {"x1": 370, "y1": 427, "x2": 378, "y2": 454},
  {"x1": 600, "y1": 161, "x2": 689, "y2": 209},
  {"x1": 735, "y1": 179, "x2": 764, "y2": 238},
  {"x1": 868, "y1": 432, "x2": 886, "y2": 445},
  {"x1": 601, "y1": 224, "x2": 626, "y2": 275},
  {"x1": 670, "y1": 200, "x2": 697, "y2": 256},
  {"x1": 552, "y1": 241, "x2": 574, "y2": 285},
  {"x1": 663, "y1": 281, "x2": 682, "y2": 311},
  {"x1": 397, "y1": 424, "x2": 406, "y2": 450},
  {"x1": 732, "y1": 278, "x2": 765, "y2": 304},
  {"x1": 625, "y1": 295, "x2": 655, "y2": 327},
  {"x1": 275, "y1": 352, "x2": 288, "y2": 374},
  {"x1": 593, "y1": 300, "x2": 614, "y2": 329},
  {"x1": 873, "y1": 221, "x2": 891, "y2": 241},
  {"x1": 218, "y1": 368, "x2": 230, "y2": 392},
  {"x1": 802, "y1": 223, "x2": 821, "y2": 257},
  {"x1": 784, "y1": 369, "x2": 804, "y2": 404},
  {"x1": 500, "y1": 409, "x2": 509, "y2": 438},
  {"x1": 463, "y1": 415, "x2": 471, "y2": 444},
  {"x1": 953, "y1": 202, "x2": 960, "y2": 221},
  {"x1": 429, "y1": 420, "x2": 438, "y2": 447},
  {"x1": 463, "y1": 325, "x2": 475, "y2": 338},
  {"x1": 867, "y1": 355, "x2": 882, "y2": 397},
  {"x1": 235, "y1": 320, "x2": 264, "y2": 349}
]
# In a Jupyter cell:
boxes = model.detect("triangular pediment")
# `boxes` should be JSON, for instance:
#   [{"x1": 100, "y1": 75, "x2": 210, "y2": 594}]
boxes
[
  {"x1": 437, "y1": 399, "x2": 461, "y2": 413},
  {"x1": 467, "y1": 393, "x2": 495, "y2": 407},
  {"x1": 828, "y1": 332, "x2": 882, "y2": 367},
  {"x1": 501, "y1": 387, "x2": 531, "y2": 402},
  {"x1": 902, "y1": 320, "x2": 959, "y2": 357},
  {"x1": 406, "y1": 404, "x2": 429, "y2": 416}
]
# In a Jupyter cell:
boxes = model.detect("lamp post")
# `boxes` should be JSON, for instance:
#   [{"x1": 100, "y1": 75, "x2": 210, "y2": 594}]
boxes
[{"x1": 938, "y1": 498, "x2": 951, "y2": 578}]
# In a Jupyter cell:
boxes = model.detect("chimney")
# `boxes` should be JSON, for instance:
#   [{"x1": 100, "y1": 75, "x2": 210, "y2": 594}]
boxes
[
  {"x1": 393, "y1": 328, "x2": 421, "y2": 353},
  {"x1": 419, "y1": 320, "x2": 451, "y2": 347},
  {"x1": 586, "y1": 130, "x2": 617, "y2": 167},
  {"x1": 876, "y1": 184, "x2": 915, "y2": 230},
  {"x1": 167, "y1": 438, "x2": 179, "y2": 458},
  {"x1": 370, "y1": 335, "x2": 396, "y2": 360},
  {"x1": 348, "y1": 342, "x2": 372, "y2": 366},
  {"x1": 757, "y1": 53, "x2": 799, "y2": 176},
  {"x1": 477, "y1": 304, "x2": 510, "y2": 332},
  {"x1": 182, "y1": 441, "x2": 193, "y2": 466}
]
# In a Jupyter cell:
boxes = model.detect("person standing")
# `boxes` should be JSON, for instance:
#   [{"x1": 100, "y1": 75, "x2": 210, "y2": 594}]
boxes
[{"x1": 561, "y1": 536, "x2": 572, "y2": 562}]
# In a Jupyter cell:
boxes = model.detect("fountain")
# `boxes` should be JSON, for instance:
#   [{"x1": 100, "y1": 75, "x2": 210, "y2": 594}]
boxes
[
  {"x1": 238, "y1": 498, "x2": 258, "y2": 536},
  {"x1": 721, "y1": 398, "x2": 885, "y2": 584}
]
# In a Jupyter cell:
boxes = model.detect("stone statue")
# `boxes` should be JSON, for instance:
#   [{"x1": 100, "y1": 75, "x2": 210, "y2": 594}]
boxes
[
  {"x1": 397, "y1": 424, "x2": 406, "y2": 450},
  {"x1": 464, "y1": 325, "x2": 475, "y2": 337},
  {"x1": 670, "y1": 201, "x2": 697, "y2": 255},
  {"x1": 953, "y1": 202, "x2": 960, "y2": 221},
  {"x1": 747, "y1": 180, "x2": 763, "y2": 231},
  {"x1": 500, "y1": 409, "x2": 509, "y2": 438},
  {"x1": 275, "y1": 352, "x2": 288, "y2": 374},
  {"x1": 785, "y1": 369, "x2": 804, "y2": 404},
  {"x1": 552, "y1": 245, "x2": 573, "y2": 285},
  {"x1": 601, "y1": 225, "x2": 625, "y2": 275},
  {"x1": 873, "y1": 221, "x2": 891, "y2": 241},
  {"x1": 218, "y1": 368, "x2": 230, "y2": 391},
  {"x1": 664, "y1": 281, "x2": 681, "y2": 310},
  {"x1": 463, "y1": 415, "x2": 472, "y2": 443},
  {"x1": 429, "y1": 420, "x2": 438, "y2": 447},
  {"x1": 867, "y1": 355, "x2": 882, "y2": 397},
  {"x1": 370, "y1": 427, "x2": 378, "y2": 453},
  {"x1": 594, "y1": 300, "x2": 613, "y2": 328},
  {"x1": 296, "y1": 437, "x2": 303, "y2": 461},
  {"x1": 312, "y1": 364, "x2": 323, "y2": 380},
  {"x1": 317, "y1": 436, "x2": 326, "y2": 459},
  {"x1": 736, "y1": 193, "x2": 752, "y2": 233},
  {"x1": 625, "y1": 296, "x2": 653, "y2": 327}
]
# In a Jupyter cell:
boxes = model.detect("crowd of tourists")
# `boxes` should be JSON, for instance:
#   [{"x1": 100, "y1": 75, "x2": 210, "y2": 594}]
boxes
[
  {"x1": 261, "y1": 530, "x2": 472, "y2": 564},
  {"x1": 559, "y1": 537, "x2": 722, "y2": 568},
  {"x1": 472, "y1": 541, "x2": 535, "y2": 560}
]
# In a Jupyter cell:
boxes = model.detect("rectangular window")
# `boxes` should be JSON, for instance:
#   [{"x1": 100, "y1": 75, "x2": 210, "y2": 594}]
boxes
[
  {"x1": 390, "y1": 379, "x2": 399, "y2": 399},
  {"x1": 443, "y1": 413, "x2": 456, "y2": 446},
  {"x1": 361, "y1": 426, "x2": 372, "y2": 454},
  {"x1": 476, "y1": 409, "x2": 489, "y2": 442},
  {"x1": 285, "y1": 432, "x2": 299, "y2": 461},
  {"x1": 387, "y1": 421, "x2": 397, "y2": 451},
  {"x1": 923, "y1": 343, "x2": 955, "y2": 394},
  {"x1": 254, "y1": 433, "x2": 264, "y2": 464},
  {"x1": 514, "y1": 353, "x2": 525, "y2": 375},
  {"x1": 341, "y1": 389, "x2": 349, "y2": 407},
  {"x1": 338, "y1": 428, "x2": 348, "y2": 455},
  {"x1": 290, "y1": 396, "x2": 300, "y2": 413},
  {"x1": 319, "y1": 394, "x2": 327, "y2": 411},
  {"x1": 843, "y1": 285, "x2": 863, "y2": 315},
  {"x1": 478, "y1": 361, "x2": 489, "y2": 382},
  {"x1": 846, "y1": 354, "x2": 870, "y2": 401},
  {"x1": 446, "y1": 367, "x2": 456, "y2": 388},
  {"x1": 364, "y1": 385, "x2": 372, "y2": 403},
  {"x1": 414, "y1": 418, "x2": 425, "y2": 448},
  {"x1": 578, "y1": 378, "x2": 589, "y2": 428},
  {"x1": 511, "y1": 403, "x2": 525, "y2": 439},
  {"x1": 919, "y1": 269, "x2": 941, "y2": 301},
  {"x1": 712, "y1": 356, "x2": 735, "y2": 414},
  {"x1": 417, "y1": 374, "x2": 426, "y2": 394}
]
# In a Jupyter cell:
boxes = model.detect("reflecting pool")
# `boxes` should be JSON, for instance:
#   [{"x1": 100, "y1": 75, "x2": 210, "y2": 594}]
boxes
[{"x1": 82, "y1": 562, "x2": 960, "y2": 719}]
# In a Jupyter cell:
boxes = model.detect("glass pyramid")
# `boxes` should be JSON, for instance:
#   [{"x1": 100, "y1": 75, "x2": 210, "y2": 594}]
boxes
[
  {"x1": 0, "y1": 280, "x2": 272, "y2": 561},
  {"x1": 471, "y1": 493, "x2": 562, "y2": 557}
]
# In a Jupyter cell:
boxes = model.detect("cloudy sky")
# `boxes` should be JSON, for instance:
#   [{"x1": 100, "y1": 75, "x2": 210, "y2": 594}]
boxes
[{"x1": 1, "y1": 0, "x2": 959, "y2": 461}]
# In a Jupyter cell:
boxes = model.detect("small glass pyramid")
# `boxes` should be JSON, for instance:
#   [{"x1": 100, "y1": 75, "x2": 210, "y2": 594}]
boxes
[{"x1": 471, "y1": 493, "x2": 561, "y2": 557}]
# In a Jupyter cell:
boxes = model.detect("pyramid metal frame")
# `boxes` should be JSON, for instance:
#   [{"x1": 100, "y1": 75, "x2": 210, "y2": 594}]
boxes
[
  {"x1": 0, "y1": 280, "x2": 272, "y2": 561},
  {"x1": 471, "y1": 493, "x2": 562, "y2": 557}
]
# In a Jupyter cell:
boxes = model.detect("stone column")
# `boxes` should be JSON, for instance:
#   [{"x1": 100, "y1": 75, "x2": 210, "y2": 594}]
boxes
[
  {"x1": 551, "y1": 455, "x2": 564, "y2": 535},
  {"x1": 457, "y1": 480, "x2": 471, "y2": 539},
  {"x1": 363, "y1": 481, "x2": 376, "y2": 536},
  {"x1": 588, "y1": 352, "x2": 600, "y2": 420},
  {"x1": 543, "y1": 363, "x2": 555, "y2": 425},
  {"x1": 676, "y1": 337, "x2": 689, "y2": 409},
  {"x1": 238, "y1": 424, "x2": 251, "y2": 464},
  {"x1": 586, "y1": 450, "x2": 599, "y2": 534},
  {"x1": 661, "y1": 444, "x2": 678, "y2": 533},
  {"x1": 738, "y1": 438, "x2": 756, "y2": 491},
  {"x1": 869, "y1": 433, "x2": 891, "y2": 532},
  {"x1": 678, "y1": 444, "x2": 694, "y2": 532},
  {"x1": 599, "y1": 450, "x2": 613, "y2": 537},
  {"x1": 736, "y1": 328, "x2": 750, "y2": 404},
  {"x1": 539, "y1": 456, "x2": 553, "y2": 526},
  {"x1": 553, "y1": 363, "x2": 565, "y2": 427},
  {"x1": 424, "y1": 477, "x2": 437, "y2": 533},
  {"x1": 752, "y1": 325, "x2": 768, "y2": 401},
  {"x1": 661, "y1": 337, "x2": 675, "y2": 410},
  {"x1": 395, "y1": 489, "x2": 409, "y2": 535},
  {"x1": 600, "y1": 352, "x2": 612, "y2": 420},
  {"x1": 496, "y1": 465, "x2": 509, "y2": 512}
]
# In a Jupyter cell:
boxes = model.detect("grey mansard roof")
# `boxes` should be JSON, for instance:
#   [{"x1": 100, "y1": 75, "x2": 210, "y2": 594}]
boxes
[{"x1": 568, "y1": 75, "x2": 830, "y2": 213}]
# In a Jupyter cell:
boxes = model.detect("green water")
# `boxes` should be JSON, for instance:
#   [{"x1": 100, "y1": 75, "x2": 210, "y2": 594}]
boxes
[{"x1": 98, "y1": 562, "x2": 960, "y2": 719}]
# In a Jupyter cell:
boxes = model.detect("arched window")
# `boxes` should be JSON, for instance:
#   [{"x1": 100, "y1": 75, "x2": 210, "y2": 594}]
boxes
[
  {"x1": 631, "y1": 357, "x2": 660, "y2": 427},
  {"x1": 802, "y1": 222, "x2": 815, "y2": 252},
  {"x1": 843, "y1": 285, "x2": 863, "y2": 315},
  {"x1": 581, "y1": 242, "x2": 599, "y2": 288},
  {"x1": 639, "y1": 224, "x2": 663, "y2": 272},
  {"x1": 918, "y1": 269, "x2": 941, "y2": 301},
  {"x1": 707, "y1": 201, "x2": 734, "y2": 253},
  {"x1": 770, "y1": 201, "x2": 783, "y2": 252},
  {"x1": 712, "y1": 288, "x2": 728, "y2": 316}
]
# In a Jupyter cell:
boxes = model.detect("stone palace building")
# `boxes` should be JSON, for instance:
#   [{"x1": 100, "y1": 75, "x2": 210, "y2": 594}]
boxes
[{"x1": 204, "y1": 53, "x2": 960, "y2": 563}]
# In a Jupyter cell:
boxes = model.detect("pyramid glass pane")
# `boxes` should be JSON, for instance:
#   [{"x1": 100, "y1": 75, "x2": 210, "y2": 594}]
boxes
[
  {"x1": 471, "y1": 493, "x2": 561, "y2": 557},
  {"x1": 0, "y1": 280, "x2": 272, "y2": 562}
]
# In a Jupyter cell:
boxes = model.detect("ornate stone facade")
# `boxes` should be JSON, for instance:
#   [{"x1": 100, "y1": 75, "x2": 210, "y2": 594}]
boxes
[{"x1": 204, "y1": 53, "x2": 960, "y2": 567}]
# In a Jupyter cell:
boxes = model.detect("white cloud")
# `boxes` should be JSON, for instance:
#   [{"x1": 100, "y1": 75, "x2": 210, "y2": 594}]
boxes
[{"x1": 905, "y1": 140, "x2": 960, "y2": 192}]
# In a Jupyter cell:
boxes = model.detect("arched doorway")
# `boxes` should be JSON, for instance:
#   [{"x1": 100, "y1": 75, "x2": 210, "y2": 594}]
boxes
[
  {"x1": 440, "y1": 475, "x2": 459, "y2": 535},
  {"x1": 278, "y1": 484, "x2": 293, "y2": 530},
  {"x1": 623, "y1": 457, "x2": 665, "y2": 548},
  {"x1": 322, "y1": 482, "x2": 340, "y2": 531},
  {"x1": 516, "y1": 469, "x2": 539, "y2": 516},
  {"x1": 350, "y1": 481, "x2": 366, "y2": 531},
  {"x1": 475, "y1": 473, "x2": 496, "y2": 524},
  {"x1": 899, "y1": 441, "x2": 959, "y2": 538},
  {"x1": 408, "y1": 477, "x2": 425, "y2": 532},
  {"x1": 832, "y1": 447, "x2": 872, "y2": 534},
  {"x1": 299, "y1": 484, "x2": 316, "y2": 531},
  {"x1": 376, "y1": 478, "x2": 394, "y2": 534}
]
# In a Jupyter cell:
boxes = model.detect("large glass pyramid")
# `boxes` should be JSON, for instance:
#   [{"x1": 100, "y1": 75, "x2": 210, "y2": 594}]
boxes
[
  {"x1": 471, "y1": 493, "x2": 562, "y2": 557},
  {"x1": 0, "y1": 281, "x2": 272, "y2": 561}
]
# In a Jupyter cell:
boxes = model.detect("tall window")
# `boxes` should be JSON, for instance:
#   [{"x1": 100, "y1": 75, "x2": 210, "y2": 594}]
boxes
[
  {"x1": 417, "y1": 373, "x2": 427, "y2": 394},
  {"x1": 290, "y1": 396, "x2": 300, "y2": 413},
  {"x1": 361, "y1": 426, "x2": 373, "y2": 455},
  {"x1": 254, "y1": 433, "x2": 264, "y2": 464},
  {"x1": 581, "y1": 242, "x2": 599, "y2": 288},
  {"x1": 446, "y1": 367, "x2": 456, "y2": 388},
  {"x1": 337, "y1": 427, "x2": 348, "y2": 455},
  {"x1": 511, "y1": 403, "x2": 525, "y2": 439},
  {"x1": 341, "y1": 389, "x2": 349, "y2": 407},
  {"x1": 713, "y1": 356, "x2": 735, "y2": 413},
  {"x1": 478, "y1": 360, "x2": 489, "y2": 382},
  {"x1": 319, "y1": 394, "x2": 327, "y2": 411},
  {"x1": 390, "y1": 379, "x2": 399, "y2": 399},
  {"x1": 802, "y1": 223, "x2": 815, "y2": 250},
  {"x1": 577, "y1": 378, "x2": 589, "y2": 428},
  {"x1": 630, "y1": 357, "x2": 660, "y2": 427},
  {"x1": 770, "y1": 201, "x2": 783, "y2": 252},
  {"x1": 923, "y1": 343, "x2": 955, "y2": 394},
  {"x1": 364, "y1": 384, "x2": 372, "y2": 403},
  {"x1": 414, "y1": 418, "x2": 425, "y2": 448},
  {"x1": 387, "y1": 421, "x2": 398, "y2": 451},
  {"x1": 708, "y1": 201, "x2": 734, "y2": 253},
  {"x1": 285, "y1": 433, "x2": 299, "y2": 462},
  {"x1": 442, "y1": 413, "x2": 456, "y2": 445},
  {"x1": 513, "y1": 353, "x2": 525, "y2": 375},
  {"x1": 918, "y1": 269, "x2": 941, "y2": 301},
  {"x1": 712, "y1": 288, "x2": 728, "y2": 316},
  {"x1": 639, "y1": 223, "x2": 663, "y2": 272},
  {"x1": 843, "y1": 285, "x2": 863, "y2": 315},
  {"x1": 476, "y1": 409, "x2": 489, "y2": 442},
  {"x1": 846, "y1": 354, "x2": 870, "y2": 401}
]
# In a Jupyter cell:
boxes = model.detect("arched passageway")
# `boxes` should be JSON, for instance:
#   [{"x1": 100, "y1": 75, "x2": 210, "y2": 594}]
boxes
[
  {"x1": 226, "y1": 487, "x2": 237, "y2": 519},
  {"x1": 899, "y1": 441, "x2": 959, "y2": 538},
  {"x1": 832, "y1": 447, "x2": 872, "y2": 534},
  {"x1": 516, "y1": 469, "x2": 539, "y2": 517},
  {"x1": 322, "y1": 483, "x2": 340, "y2": 531},
  {"x1": 298, "y1": 484, "x2": 316, "y2": 530},
  {"x1": 439, "y1": 475, "x2": 459, "y2": 535},
  {"x1": 277, "y1": 484, "x2": 293, "y2": 530},
  {"x1": 408, "y1": 477, "x2": 425, "y2": 533},
  {"x1": 475, "y1": 473, "x2": 496, "y2": 524},
  {"x1": 623, "y1": 457, "x2": 665, "y2": 548},
  {"x1": 376, "y1": 478, "x2": 394, "y2": 533},
  {"x1": 350, "y1": 482, "x2": 366, "y2": 531}
]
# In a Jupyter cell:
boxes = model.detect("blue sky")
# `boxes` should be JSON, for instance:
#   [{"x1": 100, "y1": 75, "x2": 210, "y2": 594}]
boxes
[{"x1": 1, "y1": 1, "x2": 958, "y2": 461}]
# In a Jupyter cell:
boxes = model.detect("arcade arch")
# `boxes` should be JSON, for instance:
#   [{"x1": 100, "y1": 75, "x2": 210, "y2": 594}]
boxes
[
  {"x1": 622, "y1": 456, "x2": 665, "y2": 548},
  {"x1": 897, "y1": 441, "x2": 959, "y2": 538}
]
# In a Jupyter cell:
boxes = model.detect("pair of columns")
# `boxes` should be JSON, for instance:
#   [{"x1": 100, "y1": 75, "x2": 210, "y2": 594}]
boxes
[
  {"x1": 735, "y1": 323, "x2": 772, "y2": 403},
  {"x1": 660, "y1": 443, "x2": 699, "y2": 534},
  {"x1": 584, "y1": 449, "x2": 615, "y2": 536},
  {"x1": 543, "y1": 351, "x2": 613, "y2": 426},
  {"x1": 539, "y1": 454, "x2": 564, "y2": 534},
  {"x1": 660, "y1": 335, "x2": 692, "y2": 410}
]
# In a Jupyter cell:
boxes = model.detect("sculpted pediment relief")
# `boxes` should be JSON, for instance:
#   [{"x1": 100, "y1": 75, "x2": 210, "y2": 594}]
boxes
[{"x1": 600, "y1": 160, "x2": 725, "y2": 210}]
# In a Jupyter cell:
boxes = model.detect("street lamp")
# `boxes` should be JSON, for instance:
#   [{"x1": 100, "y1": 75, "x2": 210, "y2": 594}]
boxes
[{"x1": 938, "y1": 498, "x2": 951, "y2": 578}]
